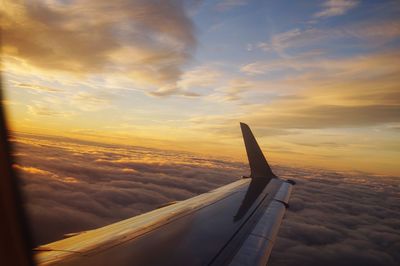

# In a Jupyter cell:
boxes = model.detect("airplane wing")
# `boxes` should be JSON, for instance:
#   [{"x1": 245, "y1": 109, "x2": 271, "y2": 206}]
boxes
[{"x1": 32, "y1": 123, "x2": 295, "y2": 266}]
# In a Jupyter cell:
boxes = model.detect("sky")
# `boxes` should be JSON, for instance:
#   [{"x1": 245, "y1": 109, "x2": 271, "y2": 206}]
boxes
[{"x1": 2, "y1": 0, "x2": 400, "y2": 175}]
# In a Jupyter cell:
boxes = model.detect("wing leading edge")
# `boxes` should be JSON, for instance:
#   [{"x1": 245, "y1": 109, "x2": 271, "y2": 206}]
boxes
[{"x1": 34, "y1": 123, "x2": 294, "y2": 266}]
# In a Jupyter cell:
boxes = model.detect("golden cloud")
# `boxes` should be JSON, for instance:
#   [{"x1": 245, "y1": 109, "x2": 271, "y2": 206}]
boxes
[
  {"x1": 13, "y1": 164, "x2": 53, "y2": 175},
  {"x1": 1, "y1": 0, "x2": 196, "y2": 91},
  {"x1": 191, "y1": 51, "x2": 400, "y2": 137}
]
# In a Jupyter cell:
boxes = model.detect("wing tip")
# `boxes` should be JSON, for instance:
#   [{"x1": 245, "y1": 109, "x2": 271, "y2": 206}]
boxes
[{"x1": 240, "y1": 122, "x2": 275, "y2": 180}]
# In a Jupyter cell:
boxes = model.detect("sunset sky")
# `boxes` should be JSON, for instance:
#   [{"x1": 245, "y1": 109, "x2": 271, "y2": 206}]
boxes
[{"x1": 2, "y1": 0, "x2": 400, "y2": 175}]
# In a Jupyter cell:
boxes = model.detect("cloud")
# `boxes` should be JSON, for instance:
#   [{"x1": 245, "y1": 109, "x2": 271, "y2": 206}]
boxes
[
  {"x1": 216, "y1": 0, "x2": 249, "y2": 11},
  {"x1": 178, "y1": 66, "x2": 222, "y2": 91},
  {"x1": 27, "y1": 103, "x2": 69, "y2": 117},
  {"x1": 230, "y1": 102, "x2": 399, "y2": 140},
  {"x1": 214, "y1": 51, "x2": 400, "y2": 133},
  {"x1": 12, "y1": 133, "x2": 245, "y2": 245},
  {"x1": 146, "y1": 65, "x2": 223, "y2": 97},
  {"x1": 147, "y1": 84, "x2": 202, "y2": 98},
  {"x1": 12, "y1": 133, "x2": 400, "y2": 265},
  {"x1": 1, "y1": 0, "x2": 197, "y2": 92},
  {"x1": 13, "y1": 164, "x2": 53, "y2": 176},
  {"x1": 248, "y1": 29, "x2": 305, "y2": 56},
  {"x1": 269, "y1": 166, "x2": 400, "y2": 266},
  {"x1": 314, "y1": 0, "x2": 359, "y2": 18},
  {"x1": 243, "y1": 104, "x2": 400, "y2": 130},
  {"x1": 71, "y1": 91, "x2": 114, "y2": 111},
  {"x1": 188, "y1": 101, "x2": 400, "y2": 139},
  {"x1": 216, "y1": 79, "x2": 253, "y2": 102},
  {"x1": 255, "y1": 20, "x2": 400, "y2": 55},
  {"x1": 16, "y1": 83, "x2": 62, "y2": 93}
]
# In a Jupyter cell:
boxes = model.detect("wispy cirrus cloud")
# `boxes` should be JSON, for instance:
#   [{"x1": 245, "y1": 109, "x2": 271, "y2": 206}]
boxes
[
  {"x1": 255, "y1": 20, "x2": 400, "y2": 56},
  {"x1": 215, "y1": 0, "x2": 249, "y2": 11},
  {"x1": 27, "y1": 103, "x2": 71, "y2": 117},
  {"x1": 71, "y1": 91, "x2": 114, "y2": 111},
  {"x1": 244, "y1": 104, "x2": 400, "y2": 130},
  {"x1": 214, "y1": 79, "x2": 253, "y2": 102},
  {"x1": 314, "y1": 0, "x2": 359, "y2": 18},
  {"x1": 146, "y1": 65, "x2": 223, "y2": 97},
  {"x1": 240, "y1": 50, "x2": 400, "y2": 76},
  {"x1": 178, "y1": 66, "x2": 222, "y2": 91},
  {"x1": 147, "y1": 85, "x2": 202, "y2": 98},
  {"x1": 16, "y1": 83, "x2": 63, "y2": 93},
  {"x1": 254, "y1": 29, "x2": 305, "y2": 55}
]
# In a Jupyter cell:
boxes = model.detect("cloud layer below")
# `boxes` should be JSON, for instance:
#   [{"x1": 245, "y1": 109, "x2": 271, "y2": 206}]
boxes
[
  {"x1": 12, "y1": 133, "x2": 244, "y2": 245},
  {"x1": 11, "y1": 133, "x2": 400, "y2": 265},
  {"x1": 270, "y1": 166, "x2": 400, "y2": 266}
]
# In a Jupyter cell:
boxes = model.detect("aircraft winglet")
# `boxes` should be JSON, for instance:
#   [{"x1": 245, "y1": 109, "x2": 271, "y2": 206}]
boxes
[{"x1": 240, "y1": 122, "x2": 276, "y2": 180}]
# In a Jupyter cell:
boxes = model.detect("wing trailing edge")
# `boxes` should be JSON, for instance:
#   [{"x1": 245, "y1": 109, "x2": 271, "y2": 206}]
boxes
[{"x1": 229, "y1": 180, "x2": 293, "y2": 266}]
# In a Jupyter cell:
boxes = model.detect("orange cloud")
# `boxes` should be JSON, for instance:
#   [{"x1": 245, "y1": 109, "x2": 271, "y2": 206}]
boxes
[
  {"x1": 1, "y1": 0, "x2": 196, "y2": 91},
  {"x1": 13, "y1": 164, "x2": 53, "y2": 175}
]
